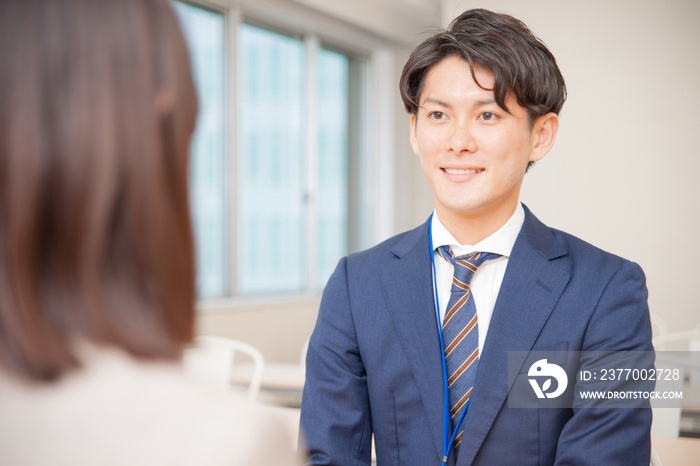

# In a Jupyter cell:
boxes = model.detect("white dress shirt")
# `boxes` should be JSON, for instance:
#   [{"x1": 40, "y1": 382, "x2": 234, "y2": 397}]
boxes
[{"x1": 431, "y1": 204, "x2": 524, "y2": 354}]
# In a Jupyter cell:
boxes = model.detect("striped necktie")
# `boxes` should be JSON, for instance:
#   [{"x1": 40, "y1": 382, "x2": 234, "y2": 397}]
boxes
[{"x1": 437, "y1": 246, "x2": 501, "y2": 449}]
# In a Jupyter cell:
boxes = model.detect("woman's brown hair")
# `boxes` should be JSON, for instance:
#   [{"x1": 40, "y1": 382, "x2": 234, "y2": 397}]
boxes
[{"x1": 0, "y1": 0, "x2": 198, "y2": 382}]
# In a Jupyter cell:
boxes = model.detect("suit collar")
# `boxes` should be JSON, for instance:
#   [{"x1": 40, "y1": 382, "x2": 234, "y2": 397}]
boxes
[
  {"x1": 390, "y1": 217, "x2": 431, "y2": 259},
  {"x1": 395, "y1": 204, "x2": 566, "y2": 260},
  {"x1": 519, "y1": 204, "x2": 567, "y2": 261}
]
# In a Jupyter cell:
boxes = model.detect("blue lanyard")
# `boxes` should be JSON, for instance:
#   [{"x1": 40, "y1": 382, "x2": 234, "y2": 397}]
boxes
[{"x1": 429, "y1": 213, "x2": 471, "y2": 466}]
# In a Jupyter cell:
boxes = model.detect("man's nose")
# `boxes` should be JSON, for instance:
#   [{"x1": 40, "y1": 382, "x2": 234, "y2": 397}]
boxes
[{"x1": 448, "y1": 119, "x2": 478, "y2": 154}]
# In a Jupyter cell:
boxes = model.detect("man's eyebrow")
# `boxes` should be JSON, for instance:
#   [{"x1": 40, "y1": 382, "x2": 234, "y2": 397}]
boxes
[
  {"x1": 421, "y1": 97, "x2": 452, "y2": 108},
  {"x1": 473, "y1": 97, "x2": 497, "y2": 107},
  {"x1": 420, "y1": 96, "x2": 499, "y2": 109}
]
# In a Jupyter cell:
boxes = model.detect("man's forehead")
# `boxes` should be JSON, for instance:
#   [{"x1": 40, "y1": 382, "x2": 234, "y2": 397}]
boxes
[
  {"x1": 419, "y1": 58, "x2": 495, "y2": 98},
  {"x1": 428, "y1": 57, "x2": 495, "y2": 81}
]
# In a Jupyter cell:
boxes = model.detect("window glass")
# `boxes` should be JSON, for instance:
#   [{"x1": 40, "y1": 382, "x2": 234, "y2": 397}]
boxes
[
  {"x1": 316, "y1": 48, "x2": 349, "y2": 289},
  {"x1": 237, "y1": 23, "x2": 305, "y2": 295},
  {"x1": 174, "y1": 2, "x2": 227, "y2": 298}
]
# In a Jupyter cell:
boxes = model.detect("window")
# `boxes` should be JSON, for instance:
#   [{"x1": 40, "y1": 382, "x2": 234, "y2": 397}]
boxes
[
  {"x1": 237, "y1": 24, "x2": 358, "y2": 295},
  {"x1": 175, "y1": 1, "x2": 382, "y2": 300}
]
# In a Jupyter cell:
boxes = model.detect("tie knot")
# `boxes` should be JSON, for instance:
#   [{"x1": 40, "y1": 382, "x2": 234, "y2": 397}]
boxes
[
  {"x1": 437, "y1": 245, "x2": 501, "y2": 290},
  {"x1": 438, "y1": 245, "x2": 501, "y2": 266}
]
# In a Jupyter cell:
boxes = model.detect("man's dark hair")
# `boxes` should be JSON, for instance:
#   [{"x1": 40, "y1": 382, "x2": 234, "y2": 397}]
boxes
[{"x1": 400, "y1": 8, "x2": 567, "y2": 123}]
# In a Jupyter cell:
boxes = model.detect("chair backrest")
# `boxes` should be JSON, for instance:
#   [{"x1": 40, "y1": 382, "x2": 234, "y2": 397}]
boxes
[
  {"x1": 650, "y1": 332, "x2": 700, "y2": 439},
  {"x1": 650, "y1": 313, "x2": 669, "y2": 342},
  {"x1": 653, "y1": 330, "x2": 700, "y2": 351},
  {"x1": 299, "y1": 336, "x2": 310, "y2": 371},
  {"x1": 183, "y1": 336, "x2": 265, "y2": 401},
  {"x1": 650, "y1": 446, "x2": 662, "y2": 466}
]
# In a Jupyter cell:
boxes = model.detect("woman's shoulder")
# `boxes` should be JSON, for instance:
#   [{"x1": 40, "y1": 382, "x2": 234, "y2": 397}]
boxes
[{"x1": 0, "y1": 347, "x2": 303, "y2": 466}]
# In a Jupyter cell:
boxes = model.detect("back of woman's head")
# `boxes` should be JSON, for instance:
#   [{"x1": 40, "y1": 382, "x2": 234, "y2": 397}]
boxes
[{"x1": 0, "y1": 0, "x2": 198, "y2": 382}]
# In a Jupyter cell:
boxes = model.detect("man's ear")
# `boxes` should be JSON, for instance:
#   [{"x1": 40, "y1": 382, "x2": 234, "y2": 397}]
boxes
[
  {"x1": 410, "y1": 113, "x2": 419, "y2": 156},
  {"x1": 528, "y1": 112, "x2": 559, "y2": 163}
]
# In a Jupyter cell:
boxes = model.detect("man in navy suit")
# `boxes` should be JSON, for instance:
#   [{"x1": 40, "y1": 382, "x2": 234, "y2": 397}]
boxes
[{"x1": 300, "y1": 9, "x2": 652, "y2": 465}]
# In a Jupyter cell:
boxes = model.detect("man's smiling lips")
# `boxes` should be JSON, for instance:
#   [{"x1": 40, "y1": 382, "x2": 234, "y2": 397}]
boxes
[
  {"x1": 442, "y1": 168, "x2": 484, "y2": 175},
  {"x1": 441, "y1": 167, "x2": 485, "y2": 181}
]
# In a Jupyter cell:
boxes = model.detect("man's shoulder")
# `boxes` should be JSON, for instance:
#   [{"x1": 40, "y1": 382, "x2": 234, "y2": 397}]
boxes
[
  {"x1": 541, "y1": 223, "x2": 643, "y2": 279},
  {"x1": 520, "y1": 206, "x2": 643, "y2": 278},
  {"x1": 345, "y1": 221, "x2": 427, "y2": 268}
]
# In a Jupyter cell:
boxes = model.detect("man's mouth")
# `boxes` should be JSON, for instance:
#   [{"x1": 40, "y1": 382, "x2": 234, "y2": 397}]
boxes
[{"x1": 442, "y1": 168, "x2": 484, "y2": 175}]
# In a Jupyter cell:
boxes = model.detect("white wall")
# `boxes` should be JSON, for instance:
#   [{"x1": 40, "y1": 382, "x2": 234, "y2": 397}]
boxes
[{"x1": 431, "y1": 0, "x2": 700, "y2": 333}]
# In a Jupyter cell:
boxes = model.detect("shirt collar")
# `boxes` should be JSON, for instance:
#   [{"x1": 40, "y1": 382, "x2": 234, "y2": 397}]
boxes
[{"x1": 430, "y1": 203, "x2": 524, "y2": 258}]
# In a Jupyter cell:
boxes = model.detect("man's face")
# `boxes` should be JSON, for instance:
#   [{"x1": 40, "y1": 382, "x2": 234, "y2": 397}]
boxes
[{"x1": 410, "y1": 55, "x2": 555, "y2": 226}]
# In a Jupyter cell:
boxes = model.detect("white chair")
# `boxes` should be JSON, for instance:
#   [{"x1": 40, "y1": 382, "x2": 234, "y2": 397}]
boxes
[
  {"x1": 183, "y1": 335, "x2": 265, "y2": 401},
  {"x1": 653, "y1": 330, "x2": 700, "y2": 352},
  {"x1": 651, "y1": 329, "x2": 700, "y2": 439},
  {"x1": 229, "y1": 336, "x2": 310, "y2": 407},
  {"x1": 653, "y1": 328, "x2": 700, "y2": 394},
  {"x1": 650, "y1": 312, "x2": 669, "y2": 341},
  {"x1": 648, "y1": 318, "x2": 700, "y2": 464},
  {"x1": 299, "y1": 335, "x2": 310, "y2": 377},
  {"x1": 265, "y1": 335, "x2": 309, "y2": 389}
]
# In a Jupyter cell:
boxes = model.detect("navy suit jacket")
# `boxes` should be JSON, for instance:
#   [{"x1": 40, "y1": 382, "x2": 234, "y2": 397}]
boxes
[{"x1": 300, "y1": 206, "x2": 653, "y2": 465}]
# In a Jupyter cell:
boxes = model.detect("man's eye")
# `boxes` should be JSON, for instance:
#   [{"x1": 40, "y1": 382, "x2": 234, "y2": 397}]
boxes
[
  {"x1": 429, "y1": 111, "x2": 446, "y2": 120},
  {"x1": 480, "y1": 112, "x2": 497, "y2": 121}
]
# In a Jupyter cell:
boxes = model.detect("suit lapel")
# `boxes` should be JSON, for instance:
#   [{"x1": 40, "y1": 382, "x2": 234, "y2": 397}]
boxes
[
  {"x1": 379, "y1": 220, "x2": 446, "y2": 460},
  {"x1": 457, "y1": 206, "x2": 571, "y2": 465}
]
